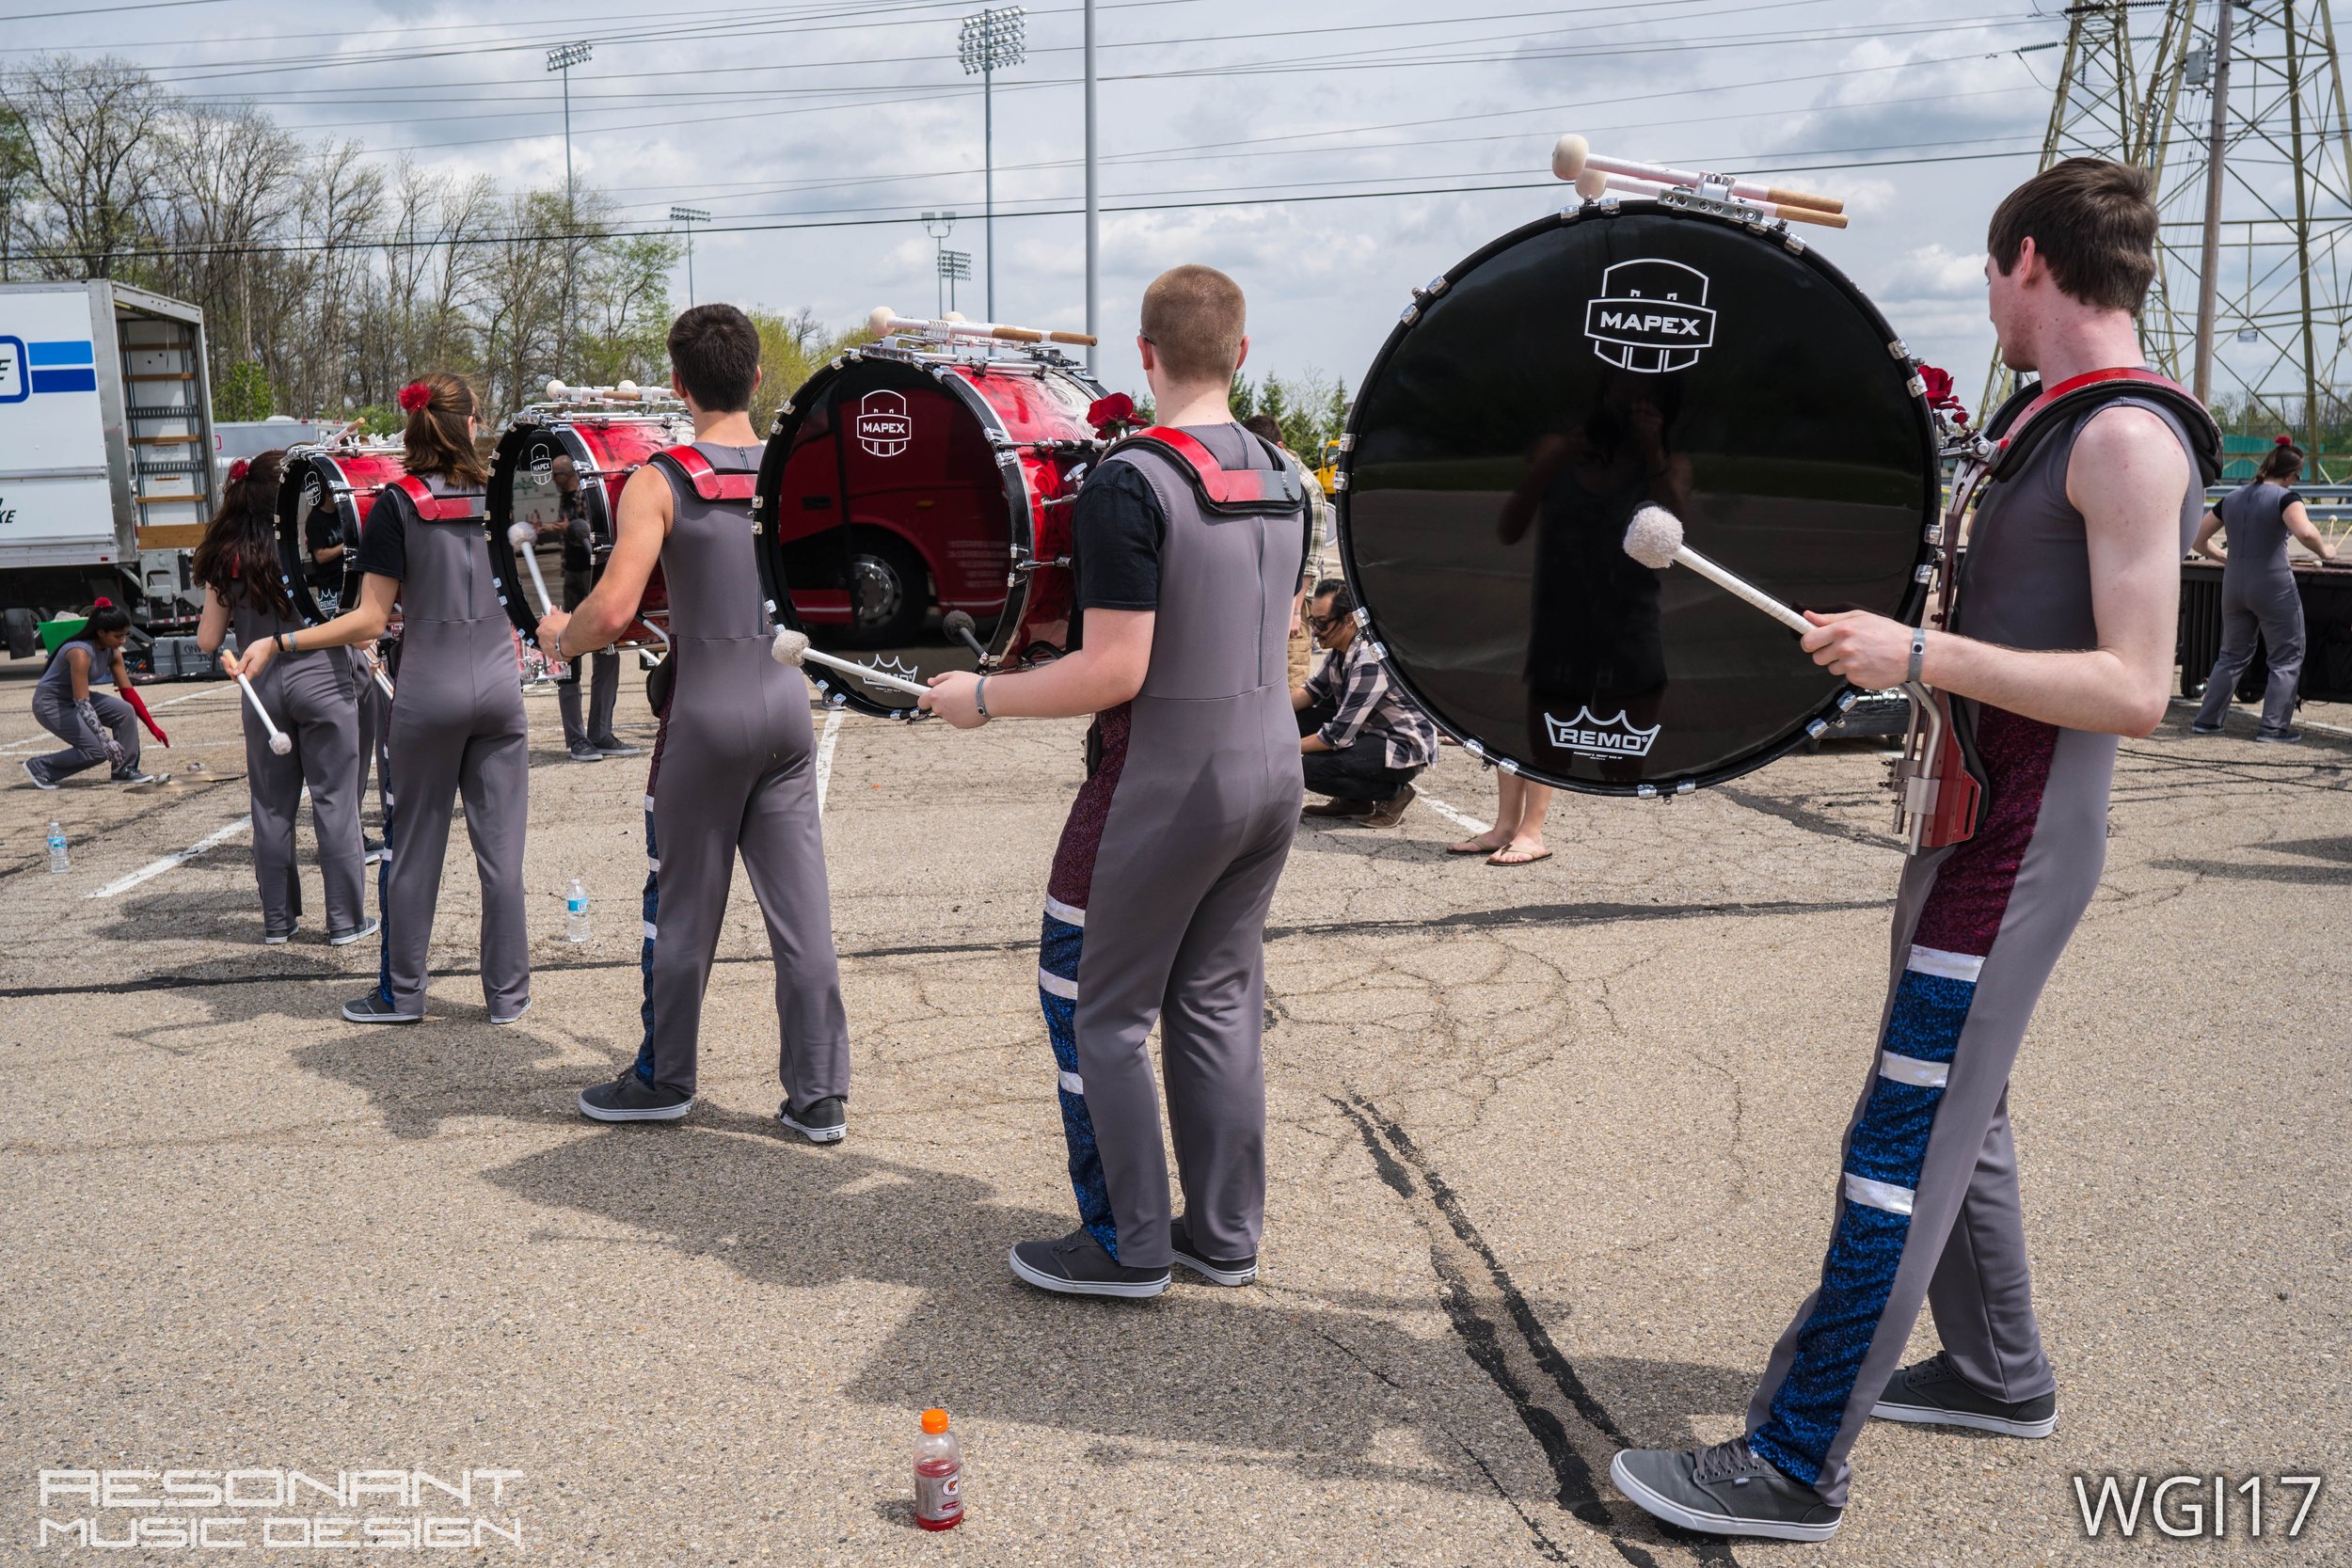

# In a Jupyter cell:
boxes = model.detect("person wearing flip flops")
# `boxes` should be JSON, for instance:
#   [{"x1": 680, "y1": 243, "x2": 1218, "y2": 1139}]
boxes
[
  {"x1": 1294, "y1": 578, "x2": 1435, "y2": 830},
  {"x1": 1445, "y1": 775, "x2": 1553, "y2": 867}
]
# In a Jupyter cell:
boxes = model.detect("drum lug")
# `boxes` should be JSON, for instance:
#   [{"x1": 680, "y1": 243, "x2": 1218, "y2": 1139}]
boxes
[
  {"x1": 1906, "y1": 372, "x2": 1928, "y2": 399},
  {"x1": 1677, "y1": 779, "x2": 1695, "y2": 795},
  {"x1": 1915, "y1": 563, "x2": 1933, "y2": 584},
  {"x1": 1412, "y1": 277, "x2": 1450, "y2": 301},
  {"x1": 1887, "y1": 339, "x2": 1909, "y2": 359},
  {"x1": 1781, "y1": 230, "x2": 1805, "y2": 255},
  {"x1": 1398, "y1": 303, "x2": 1422, "y2": 325},
  {"x1": 1351, "y1": 606, "x2": 1371, "y2": 628},
  {"x1": 1636, "y1": 783, "x2": 1658, "y2": 799}
]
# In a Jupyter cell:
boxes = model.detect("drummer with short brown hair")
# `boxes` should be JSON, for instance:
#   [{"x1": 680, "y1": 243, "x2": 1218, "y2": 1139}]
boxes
[{"x1": 921, "y1": 263, "x2": 1310, "y2": 1297}]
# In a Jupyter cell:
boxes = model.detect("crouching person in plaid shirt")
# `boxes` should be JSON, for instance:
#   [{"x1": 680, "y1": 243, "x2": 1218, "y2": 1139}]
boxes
[{"x1": 1294, "y1": 578, "x2": 1438, "y2": 828}]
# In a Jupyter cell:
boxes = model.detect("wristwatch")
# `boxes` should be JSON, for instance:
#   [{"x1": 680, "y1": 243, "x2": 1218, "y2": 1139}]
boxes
[{"x1": 1907, "y1": 626, "x2": 1927, "y2": 684}]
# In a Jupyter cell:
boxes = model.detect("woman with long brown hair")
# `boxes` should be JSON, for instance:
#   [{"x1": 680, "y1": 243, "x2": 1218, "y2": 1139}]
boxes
[
  {"x1": 234, "y1": 372, "x2": 531, "y2": 1024},
  {"x1": 196, "y1": 450, "x2": 372, "y2": 944}
]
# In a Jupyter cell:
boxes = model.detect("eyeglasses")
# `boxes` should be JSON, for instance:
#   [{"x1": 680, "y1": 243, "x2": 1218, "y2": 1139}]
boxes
[{"x1": 1307, "y1": 614, "x2": 1342, "y2": 632}]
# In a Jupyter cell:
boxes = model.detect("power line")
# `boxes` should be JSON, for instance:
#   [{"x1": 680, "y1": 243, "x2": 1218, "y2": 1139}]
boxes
[{"x1": 0, "y1": 0, "x2": 231, "y2": 18}]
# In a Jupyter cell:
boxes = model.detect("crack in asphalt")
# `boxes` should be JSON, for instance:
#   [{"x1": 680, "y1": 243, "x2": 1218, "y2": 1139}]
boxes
[{"x1": 1333, "y1": 1093, "x2": 1738, "y2": 1568}]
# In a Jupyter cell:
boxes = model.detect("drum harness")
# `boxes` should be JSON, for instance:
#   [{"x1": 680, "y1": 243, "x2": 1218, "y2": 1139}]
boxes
[{"x1": 1897, "y1": 367, "x2": 2222, "y2": 854}]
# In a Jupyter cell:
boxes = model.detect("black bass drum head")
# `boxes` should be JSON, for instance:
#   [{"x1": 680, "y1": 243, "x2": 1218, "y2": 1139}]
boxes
[{"x1": 1338, "y1": 200, "x2": 1936, "y2": 795}]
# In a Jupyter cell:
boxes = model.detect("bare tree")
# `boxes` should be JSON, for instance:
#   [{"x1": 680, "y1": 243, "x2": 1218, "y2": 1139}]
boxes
[
  {"x1": 151, "y1": 101, "x2": 302, "y2": 365},
  {"x1": 1, "y1": 55, "x2": 167, "y2": 279}
]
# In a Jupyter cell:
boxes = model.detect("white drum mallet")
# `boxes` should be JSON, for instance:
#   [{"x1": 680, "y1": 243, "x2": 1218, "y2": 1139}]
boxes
[
  {"x1": 1553, "y1": 135, "x2": 1849, "y2": 229},
  {"x1": 1621, "y1": 505, "x2": 1813, "y2": 635},
  {"x1": 234, "y1": 671, "x2": 294, "y2": 754},
  {"x1": 505, "y1": 522, "x2": 556, "y2": 620},
  {"x1": 769, "y1": 627, "x2": 931, "y2": 697}
]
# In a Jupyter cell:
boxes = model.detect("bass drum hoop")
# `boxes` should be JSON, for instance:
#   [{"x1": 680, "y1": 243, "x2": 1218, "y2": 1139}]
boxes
[
  {"x1": 754, "y1": 352, "x2": 1044, "y2": 720},
  {"x1": 276, "y1": 449, "x2": 390, "y2": 627},
  {"x1": 1335, "y1": 199, "x2": 1936, "y2": 797}
]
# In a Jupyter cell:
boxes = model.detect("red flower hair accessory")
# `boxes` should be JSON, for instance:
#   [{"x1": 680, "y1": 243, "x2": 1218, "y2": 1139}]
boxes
[
  {"x1": 226, "y1": 458, "x2": 250, "y2": 486},
  {"x1": 1087, "y1": 391, "x2": 1137, "y2": 436},
  {"x1": 2276, "y1": 434, "x2": 2296, "y2": 447},
  {"x1": 1916, "y1": 363, "x2": 1969, "y2": 427},
  {"x1": 397, "y1": 381, "x2": 433, "y2": 414},
  {"x1": 92, "y1": 596, "x2": 115, "y2": 610}
]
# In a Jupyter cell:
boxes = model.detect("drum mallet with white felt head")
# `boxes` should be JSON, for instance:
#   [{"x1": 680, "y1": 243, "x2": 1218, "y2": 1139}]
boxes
[
  {"x1": 941, "y1": 610, "x2": 989, "y2": 662},
  {"x1": 233, "y1": 671, "x2": 294, "y2": 754},
  {"x1": 869, "y1": 307, "x2": 1099, "y2": 348},
  {"x1": 359, "y1": 645, "x2": 395, "y2": 699},
  {"x1": 1553, "y1": 135, "x2": 1845, "y2": 217},
  {"x1": 505, "y1": 522, "x2": 558, "y2": 621},
  {"x1": 769, "y1": 627, "x2": 932, "y2": 697},
  {"x1": 1622, "y1": 505, "x2": 1814, "y2": 636}
]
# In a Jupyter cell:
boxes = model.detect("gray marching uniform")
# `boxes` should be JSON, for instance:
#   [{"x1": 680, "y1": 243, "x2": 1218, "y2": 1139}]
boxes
[
  {"x1": 230, "y1": 586, "x2": 367, "y2": 935},
  {"x1": 2193, "y1": 481, "x2": 2307, "y2": 735},
  {"x1": 1743, "y1": 396, "x2": 2205, "y2": 1507},
  {"x1": 1039, "y1": 425, "x2": 1306, "y2": 1271},
  {"x1": 634, "y1": 442, "x2": 850, "y2": 1101},
  {"x1": 378, "y1": 477, "x2": 531, "y2": 1020},
  {"x1": 26, "y1": 641, "x2": 138, "y2": 785}
]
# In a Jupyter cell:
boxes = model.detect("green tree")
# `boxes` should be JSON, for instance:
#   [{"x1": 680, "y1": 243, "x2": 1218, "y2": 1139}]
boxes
[{"x1": 215, "y1": 358, "x2": 272, "y2": 420}]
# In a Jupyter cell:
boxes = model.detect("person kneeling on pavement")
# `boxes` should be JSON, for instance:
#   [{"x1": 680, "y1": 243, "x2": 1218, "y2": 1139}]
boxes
[{"x1": 1295, "y1": 578, "x2": 1436, "y2": 827}]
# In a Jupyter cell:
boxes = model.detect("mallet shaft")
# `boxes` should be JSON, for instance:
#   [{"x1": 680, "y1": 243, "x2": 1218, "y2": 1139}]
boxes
[
  {"x1": 1673, "y1": 546, "x2": 1814, "y2": 634},
  {"x1": 234, "y1": 672, "x2": 289, "y2": 743},
  {"x1": 796, "y1": 643, "x2": 931, "y2": 697}
]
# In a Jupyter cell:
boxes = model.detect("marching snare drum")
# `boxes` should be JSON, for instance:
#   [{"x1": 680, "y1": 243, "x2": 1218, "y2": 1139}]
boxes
[
  {"x1": 753, "y1": 342, "x2": 1104, "y2": 719},
  {"x1": 486, "y1": 400, "x2": 691, "y2": 648},
  {"x1": 277, "y1": 439, "x2": 407, "y2": 623},
  {"x1": 1338, "y1": 198, "x2": 1938, "y2": 795}
]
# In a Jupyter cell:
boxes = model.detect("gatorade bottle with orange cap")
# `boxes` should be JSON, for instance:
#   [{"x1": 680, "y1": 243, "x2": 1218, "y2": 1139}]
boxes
[{"x1": 914, "y1": 1408, "x2": 964, "y2": 1529}]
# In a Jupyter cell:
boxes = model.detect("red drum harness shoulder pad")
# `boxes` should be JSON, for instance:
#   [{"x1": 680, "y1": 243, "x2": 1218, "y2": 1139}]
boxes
[
  {"x1": 387, "y1": 474, "x2": 487, "y2": 522},
  {"x1": 1108, "y1": 426, "x2": 1304, "y2": 514},
  {"x1": 649, "y1": 444, "x2": 758, "y2": 502},
  {"x1": 1970, "y1": 366, "x2": 2223, "y2": 487}
]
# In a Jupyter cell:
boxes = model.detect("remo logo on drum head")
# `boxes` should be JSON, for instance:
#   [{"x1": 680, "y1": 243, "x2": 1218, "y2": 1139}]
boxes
[
  {"x1": 1584, "y1": 258, "x2": 1716, "y2": 374},
  {"x1": 856, "y1": 389, "x2": 913, "y2": 457}
]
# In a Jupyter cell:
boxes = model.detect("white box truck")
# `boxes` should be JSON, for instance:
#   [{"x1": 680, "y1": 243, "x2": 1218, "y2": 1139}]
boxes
[{"x1": 0, "y1": 280, "x2": 216, "y2": 657}]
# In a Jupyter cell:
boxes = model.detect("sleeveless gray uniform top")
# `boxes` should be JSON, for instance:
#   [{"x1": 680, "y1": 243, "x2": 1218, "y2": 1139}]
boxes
[
  {"x1": 35, "y1": 638, "x2": 116, "y2": 699},
  {"x1": 633, "y1": 440, "x2": 848, "y2": 1101},
  {"x1": 2217, "y1": 481, "x2": 2297, "y2": 587}
]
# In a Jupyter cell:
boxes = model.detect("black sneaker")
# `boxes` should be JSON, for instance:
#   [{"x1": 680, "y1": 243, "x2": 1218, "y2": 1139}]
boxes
[
  {"x1": 2189, "y1": 721, "x2": 2224, "y2": 735},
  {"x1": 2253, "y1": 727, "x2": 2305, "y2": 744},
  {"x1": 567, "y1": 741, "x2": 604, "y2": 764},
  {"x1": 1871, "y1": 1351, "x2": 2057, "y2": 1437},
  {"x1": 579, "y1": 1069, "x2": 693, "y2": 1122},
  {"x1": 262, "y1": 925, "x2": 296, "y2": 946},
  {"x1": 1169, "y1": 1215, "x2": 1257, "y2": 1286},
  {"x1": 591, "y1": 735, "x2": 643, "y2": 757},
  {"x1": 1009, "y1": 1228, "x2": 1170, "y2": 1299},
  {"x1": 1611, "y1": 1439, "x2": 1842, "y2": 1543},
  {"x1": 777, "y1": 1095, "x2": 847, "y2": 1144},
  {"x1": 327, "y1": 916, "x2": 379, "y2": 946},
  {"x1": 342, "y1": 990, "x2": 418, "y2": 1024},
  {"x1": 23, "y1": 759, "x2": 58, "y2": 790},
  {"x1": 112, "y1": 768, "x2": 158, "y2": 784},
  {"x1": 363, "y1": 837, "x2": 386, "y2": 865}
]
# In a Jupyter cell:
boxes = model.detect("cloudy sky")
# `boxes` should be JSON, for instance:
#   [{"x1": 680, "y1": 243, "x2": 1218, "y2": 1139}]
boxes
[{"x1": 23, "y1": 0, "x2": 2080, "y2": 406}]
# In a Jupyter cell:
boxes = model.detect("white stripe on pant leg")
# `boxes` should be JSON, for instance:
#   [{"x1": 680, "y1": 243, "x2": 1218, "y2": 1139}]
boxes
[
  {"x1": 1043, "y1": 894, "x2": 1086, "y2": 927},
  {"x1": 1038, "y1": 968, "x2": 1077, "y2": 1001},
  {"x1": 643, "y1": 920, "x2": 659, "y2": 941},
  {"x1": 1844, "y1": 1173, "x2": 1917, "y2": 1215},
  {"x1": 1058, "y1": 1069, "x2": 1085, "y2": 1096},
  {"x1": 1877, "y1": 1051, "x2": 1950, "y2": 1087},
  {"x1": 1905, "y1": 945, "x2": 1984, "y2": 982}
]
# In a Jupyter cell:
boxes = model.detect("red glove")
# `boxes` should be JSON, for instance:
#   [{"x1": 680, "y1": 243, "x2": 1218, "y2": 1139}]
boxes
[{"x1": 120, "y1": 684, "x2": 169, "y2": 747}]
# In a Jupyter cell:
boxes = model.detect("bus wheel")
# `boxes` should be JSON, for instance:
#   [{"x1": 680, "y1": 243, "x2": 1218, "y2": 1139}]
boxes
[{"x1": 842, "y1": 531, "x2": 928, "y2": 647}]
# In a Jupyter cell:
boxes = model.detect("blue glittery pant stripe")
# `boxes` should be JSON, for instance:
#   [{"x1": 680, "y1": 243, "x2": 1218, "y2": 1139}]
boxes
[
  {"x1": 631, "y1": 806, "x2": 660, "y2": 1084},
  {"x1": 1749, "y1": 964, "x2": 1979, "y2": 1484},
  {"x1": 1040, "y1": 910, "x2": 1118, "y2": 1259}
]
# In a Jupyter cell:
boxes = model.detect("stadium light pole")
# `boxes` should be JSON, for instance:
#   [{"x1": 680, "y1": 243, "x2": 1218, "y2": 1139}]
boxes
[
  {"x1": 923, "y1": 210, "x2": 959, "y2": 316},
  {"x1": 940, "y1": 248, "x2": 972, "y2": 316},
  {"x1": 670, "y1": 205, "x2": 710, "y2": 306},
  {"x1": 1085, "y1": 0, "x2": 1098, "y2": 372},
  {"x1": 546, "y1": 42, "x2": 594, "y2": 218},
  {"x1": 959, "y1": 7, "x2": 1025, "y2": 323}
]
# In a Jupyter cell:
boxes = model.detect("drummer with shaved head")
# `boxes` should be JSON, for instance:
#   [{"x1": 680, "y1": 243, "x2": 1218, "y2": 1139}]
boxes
[
  {"x1": 923, "y1": 264, "x2": 1311, "y2": 1298},
  {"x1": 1613, "y1": 158, "x2": 2218, "y2": 1542}
]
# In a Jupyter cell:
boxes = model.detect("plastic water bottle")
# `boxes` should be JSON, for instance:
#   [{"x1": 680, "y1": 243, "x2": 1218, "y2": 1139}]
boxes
[
  {"x1": 913, "y1": 1408, "x2": 964, "y2": 1530},
  {"x1": 47, "y1": 821, "x2": 68, "y2": 874},
  {"x1": 564, "y1": 878, "x2": 590, "y2": 942}
]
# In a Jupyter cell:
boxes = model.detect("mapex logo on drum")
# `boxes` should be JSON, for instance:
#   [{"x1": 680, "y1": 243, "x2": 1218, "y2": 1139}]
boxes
[
  {"x1": 855, "y1": 390, "x2": 913, "y2": 457},
  {"x1": 1584, "y1": 259, "x2": 1715, "y2": 373},
  {"x1": 1543, "y1": 706, "x2": 1662, "y2": 758}
]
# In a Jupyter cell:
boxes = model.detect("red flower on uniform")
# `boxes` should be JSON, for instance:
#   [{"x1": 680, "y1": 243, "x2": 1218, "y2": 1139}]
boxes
[
  {"x1": 1087, "y1": 391, "x2": 1137, "y2": 436},
  {"x1": 1916, "y1": 363, "x2": 1969, "y2": 426},
  {"x1": 396, "y1": 381, "x2": 433, "y2": 413}
]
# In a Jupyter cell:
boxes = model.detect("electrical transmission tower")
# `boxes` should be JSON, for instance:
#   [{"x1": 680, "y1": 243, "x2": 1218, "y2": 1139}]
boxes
[{"x1": 2002, "y1": 1, "x2": 2352, "y2": 459}]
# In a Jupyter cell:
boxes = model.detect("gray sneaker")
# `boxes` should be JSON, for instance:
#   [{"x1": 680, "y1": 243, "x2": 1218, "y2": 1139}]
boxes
[
  {"x1": 1611, "y1": 1438, "x2": 1842, "y2": 1543},
  {"x1": 1872, "y1": 1351, "x2": 2057, "y2": 1438},
  {"x1": 777, "y1": 1095, "x2": 847, "y2": 1144},
  {"x1": 567, "y1": 741, "x2": 604, "y2": 764},
  {"x1": 1009, "y1": 1228, "x2": 1170, "y2": 1299},
  {"x1": 590, "y1": 734, "x2": 643, "y2": 757}
]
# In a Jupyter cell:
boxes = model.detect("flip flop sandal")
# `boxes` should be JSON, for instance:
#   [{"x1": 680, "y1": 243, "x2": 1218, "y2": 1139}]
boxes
[
  {"x1": 1486, "y1": 847, "x2": 1553, "y2": 866},
  {"x1": 1447, "y1": 841, "x2": 1502, "y2": 855}
]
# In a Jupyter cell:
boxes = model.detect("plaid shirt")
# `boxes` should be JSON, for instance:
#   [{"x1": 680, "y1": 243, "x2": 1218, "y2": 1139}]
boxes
[{"x1": 1306, "y1": 635, "x2": 1438, "y2": 770}]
